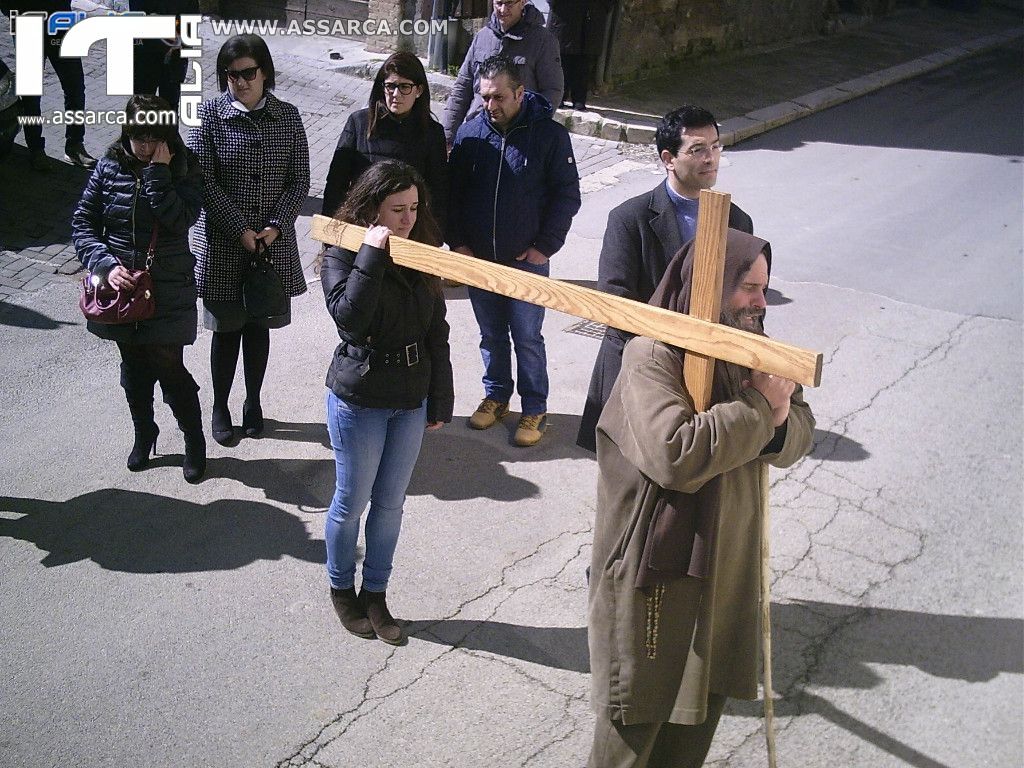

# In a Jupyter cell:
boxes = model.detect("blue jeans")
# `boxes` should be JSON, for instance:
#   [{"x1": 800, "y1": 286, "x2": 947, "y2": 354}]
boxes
[
  {"x1": 467, "y1": 259, "x2": 549, "y2": 415},
  {"x1": 324, "y1": 390, "x2": 426, "y2": 592}
]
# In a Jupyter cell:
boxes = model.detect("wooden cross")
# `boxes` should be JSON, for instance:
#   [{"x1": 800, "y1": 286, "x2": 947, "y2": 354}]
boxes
[
  {"x1": 682, "y1": 190, "x2": 781, "y2": 768},
  {"x1": 313, "y1": 190, "x2": 820, "y2": 767},
  {"x1": 310, "y1": 210, "x2": 822, "y2": 387}
]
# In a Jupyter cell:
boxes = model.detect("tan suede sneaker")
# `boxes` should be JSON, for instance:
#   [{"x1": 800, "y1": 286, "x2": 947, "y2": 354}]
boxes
[
  {"x1": 513, "y1": 413, "x2": 547, "y2": 447},
  {"x1": 469, "y1": 398, "x2": 510, "y2": 430}
]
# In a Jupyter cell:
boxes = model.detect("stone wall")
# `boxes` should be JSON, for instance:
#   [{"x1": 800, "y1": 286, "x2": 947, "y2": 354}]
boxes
[
  {"x1": 217, "y1": 0, "x2": 370, "y2": 27},
  {"x1": 605, "y1": 0, "x2": 834, "y2": 84}
]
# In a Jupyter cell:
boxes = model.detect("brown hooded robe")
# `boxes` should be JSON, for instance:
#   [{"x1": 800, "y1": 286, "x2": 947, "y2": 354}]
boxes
[{"x1": 588, "y1": 229, "x2": 815, "y2": 726}]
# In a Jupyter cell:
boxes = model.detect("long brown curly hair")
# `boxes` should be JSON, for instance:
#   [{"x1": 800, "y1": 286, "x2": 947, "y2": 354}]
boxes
[{"x1": 316, "y1": 161, "x2": 443, "y2": 290}]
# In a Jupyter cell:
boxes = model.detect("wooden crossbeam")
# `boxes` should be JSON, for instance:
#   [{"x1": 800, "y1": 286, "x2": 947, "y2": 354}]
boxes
[{"x1": 310, "y1": 214, "x2": 822, "y2": 388}]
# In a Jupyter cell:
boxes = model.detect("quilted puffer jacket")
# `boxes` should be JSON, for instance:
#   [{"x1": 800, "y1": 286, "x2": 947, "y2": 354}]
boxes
[{"x1": 72, "y1": 133, "x2": 203, "y2": 344}]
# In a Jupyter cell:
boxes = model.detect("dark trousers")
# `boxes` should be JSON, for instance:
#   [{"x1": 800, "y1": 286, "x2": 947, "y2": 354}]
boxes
[
  {"x1": 133, "y1": 42, "x2": 188, "y2": 112},
  {"x1": 20, "y1": 33, "x2": 86, "y2": 151},
  {"x1": 588, "y1": 694, "x2": 727, "y2": 768},
  {"x1": 562, "y1": 53, "x2": 591, "y2": 108},
  {"x1": 117, "y1": 342, "x2": 202, "y2": 435}
]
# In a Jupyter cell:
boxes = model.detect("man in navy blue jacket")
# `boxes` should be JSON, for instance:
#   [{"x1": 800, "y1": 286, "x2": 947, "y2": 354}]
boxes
[{"x1": 448, "y1": 53, "x2": 581, "y2": 447}]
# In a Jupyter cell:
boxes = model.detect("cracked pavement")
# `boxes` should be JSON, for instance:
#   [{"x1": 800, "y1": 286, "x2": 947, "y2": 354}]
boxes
[{"x1": 0, "y1": 37, "x2": 1021, "y2": 768}]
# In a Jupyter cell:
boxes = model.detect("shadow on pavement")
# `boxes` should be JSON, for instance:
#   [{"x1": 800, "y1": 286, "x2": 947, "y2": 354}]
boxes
[
  {"x1": 207, "y1": 455, "x2": 333, "y2": 510},
  {"x1": 766, "y1": 287, "x2": 792, "y2": 306},
  {"x1": 258, "y1": 418, "x2": 331, "y2": 449},
  {"x1": 0, "y1": 146, "x2": 93, "y2": 253},
  {"x1": 408, "y1": 415, "x2": 592, "y2": 501},
  {"x1": 411, "y1": 602, "x2": 1021, "y2": 767},
  {"x1": 0, "y1": 300, "x2": 78, "y2": 330},
  {"x1": 0, "y1": 489, "x2": 323, "y2": 572},
  {"x1": 411, "y1": 600, "x2": 1021, "y2": 684},
  {"x1": 410, "y1": 619, "x2": 589, "y2": 673},
  {"x1": 810, "y1": 429, "x2": 870, "y2": 461}
]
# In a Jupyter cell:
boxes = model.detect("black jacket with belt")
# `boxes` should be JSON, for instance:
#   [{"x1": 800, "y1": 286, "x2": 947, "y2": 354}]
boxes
[{"x1": 321, "y1": 243, "x2": 454, "y2": 423}]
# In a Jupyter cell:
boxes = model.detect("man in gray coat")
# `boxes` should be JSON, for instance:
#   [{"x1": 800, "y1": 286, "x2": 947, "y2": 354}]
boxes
[
  {"x1": 576, "y1": 105, "x2": 755, "y2": 452},
  {"x1": 442, "y1": 0, "x2": 563, "y2": 144}
]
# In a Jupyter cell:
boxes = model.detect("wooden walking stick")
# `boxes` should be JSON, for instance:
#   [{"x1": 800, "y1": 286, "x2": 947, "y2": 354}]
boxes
[{"x1": 760, "y1": 463, "x2": 778, "y2": 767}]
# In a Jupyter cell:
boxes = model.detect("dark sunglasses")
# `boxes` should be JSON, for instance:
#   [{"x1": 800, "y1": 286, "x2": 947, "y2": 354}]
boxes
[
  {"x1": 225, "y1": 66, "x2": 260, "y2": 82},
  {"x1": 383, "y1": 82, "x2": 417, "y2": 95}
]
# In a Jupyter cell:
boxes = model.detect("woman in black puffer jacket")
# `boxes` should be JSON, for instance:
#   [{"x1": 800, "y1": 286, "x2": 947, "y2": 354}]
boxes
[
  {"x1": 320, "y1": 160, "x2": 453, "y2": 645},
  {"x1": 72, "y1": 95, "x2": 206, "y2": 483}
]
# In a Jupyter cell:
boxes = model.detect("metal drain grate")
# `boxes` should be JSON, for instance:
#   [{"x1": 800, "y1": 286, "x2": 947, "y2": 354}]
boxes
[{"x1": 564, "y1": 319, "x2": 607, "y2": 339}]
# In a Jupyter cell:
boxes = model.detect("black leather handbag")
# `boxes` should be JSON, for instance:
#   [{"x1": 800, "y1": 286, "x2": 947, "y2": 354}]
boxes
[{"x1": 241, "y1": 239, "x2": 288, "y2": 320}]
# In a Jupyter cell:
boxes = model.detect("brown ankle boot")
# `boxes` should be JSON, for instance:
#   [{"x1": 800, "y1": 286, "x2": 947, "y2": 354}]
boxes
[
  {"x1": 359, "y1": 589, "x2": 405, "y2": 645},
  {"x1": 330, "y1": 587, "x2": 374, "y2": 638}
]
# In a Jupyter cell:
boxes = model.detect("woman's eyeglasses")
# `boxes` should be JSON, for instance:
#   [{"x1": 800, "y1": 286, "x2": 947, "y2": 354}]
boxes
[
  {"x1": 383, "y1": 82, "x2": 417, "y2": 95},
  {"x1": 225, "y1": 66, "x2": 260, "y2": 82}
]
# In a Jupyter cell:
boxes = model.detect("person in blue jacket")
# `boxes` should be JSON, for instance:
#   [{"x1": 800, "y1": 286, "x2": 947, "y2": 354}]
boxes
[{"x1": 447, "y1": 53, "x2": 581, "y2": 447}]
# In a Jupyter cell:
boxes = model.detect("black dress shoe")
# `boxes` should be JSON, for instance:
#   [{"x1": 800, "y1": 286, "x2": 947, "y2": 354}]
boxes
[
  {"x1": 211, "y1": 405, "x2": 234, "y2": 445},
  {"x1": 64, "y1": 143, "x2": 97, "y2": 169},
  {"x1": 242, "y1": 400, "x2": 264, "y2": 438}
]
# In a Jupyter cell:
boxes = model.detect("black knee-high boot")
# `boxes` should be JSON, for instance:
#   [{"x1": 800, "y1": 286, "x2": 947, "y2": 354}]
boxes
[
  {"x1": 118, "y1": 343, "x2": 159, "y2": 472},
  {"x1": 162, "y1": 371, "x2": 207, "y2": 484},
  {"x1": 241, "y1": 324, "x2": 270, "y2": 437},
  {"x1": 210, "y1": 330, "x2": 242, "y2": 445}
]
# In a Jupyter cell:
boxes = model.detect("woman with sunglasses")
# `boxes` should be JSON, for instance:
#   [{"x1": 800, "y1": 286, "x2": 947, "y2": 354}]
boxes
[
  {"x1": 187, "y1": 34, "x2": 310, "y2": 445},
  {"x1": 72, "y1": 95, "x2": 206, "y2": 483},
  {"x1": 320, "y1": 160, "x2": 453, "y2": 645},
  {"x1": 321, "y1": 52, "x2": 448, "y2": 230}
]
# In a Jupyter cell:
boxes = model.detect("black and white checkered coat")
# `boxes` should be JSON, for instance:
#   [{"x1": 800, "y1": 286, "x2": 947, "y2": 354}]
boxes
[{"x1": 187, "y1": 91, "x2": 310, "y2": 300}]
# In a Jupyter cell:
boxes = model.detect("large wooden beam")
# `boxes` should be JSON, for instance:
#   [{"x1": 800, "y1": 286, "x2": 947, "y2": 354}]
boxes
[
  {"x1": 683, "y1": 189, "x2": 731, "y2": 412},
  {"x1": 311, "y1": 214, "x2": 823, "y2": 387}
]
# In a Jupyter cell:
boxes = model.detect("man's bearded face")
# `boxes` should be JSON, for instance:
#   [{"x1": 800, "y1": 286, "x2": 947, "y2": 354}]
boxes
[
  {"x1": 722, "y1": 253, "x2": 769, "y2": 333},
  {"x1": 721, "y1": 306, "x2": 765, "y2": 334}
]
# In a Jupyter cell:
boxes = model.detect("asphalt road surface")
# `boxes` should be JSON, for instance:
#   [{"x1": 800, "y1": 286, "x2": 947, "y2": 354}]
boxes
[{"x1": 0, "y1": 43, "x2": 1021, "y2": 768}]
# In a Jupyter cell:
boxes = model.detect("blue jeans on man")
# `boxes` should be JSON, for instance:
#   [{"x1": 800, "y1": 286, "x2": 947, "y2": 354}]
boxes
[
  {"x1": 324, "y1": 390, "x2": 426, "y2": 592},
  {"x1": 467, "y1": 259, "x2": 549, "y2": 415}
]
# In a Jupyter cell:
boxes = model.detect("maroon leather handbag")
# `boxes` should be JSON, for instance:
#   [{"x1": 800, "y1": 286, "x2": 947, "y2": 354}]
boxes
[{"x1": 80, "y1": 225, "x2": 158, "y2": 324}]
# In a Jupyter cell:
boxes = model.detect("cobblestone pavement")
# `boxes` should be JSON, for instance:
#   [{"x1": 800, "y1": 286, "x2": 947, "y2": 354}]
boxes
[{"x1": 0, "y1": 22, "x2": 627, "y2": 301}]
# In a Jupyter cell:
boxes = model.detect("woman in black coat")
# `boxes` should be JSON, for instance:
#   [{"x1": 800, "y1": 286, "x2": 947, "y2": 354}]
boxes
[
  {"x1": 72, "y1": 95, "x2": 206, "y2": 483},
  {"x1": 187, "y1": 34, "x2": 310, "y2": 446},
  {"x1": 320, "y1": 161, "x2": 453, "y2": 645},
  {"x1": 321, "y1": 52, "x2": 448, "y2": 230}
]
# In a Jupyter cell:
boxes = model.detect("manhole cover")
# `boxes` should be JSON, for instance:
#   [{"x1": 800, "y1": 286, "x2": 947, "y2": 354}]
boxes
[{"x1": 564, "y1": 319, "x2": 606, "y2": 339}]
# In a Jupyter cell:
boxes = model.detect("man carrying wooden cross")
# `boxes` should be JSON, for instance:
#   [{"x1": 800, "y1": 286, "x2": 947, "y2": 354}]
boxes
[{"x1": 586, "y1": 228, "x2": 815, "y2": 768}]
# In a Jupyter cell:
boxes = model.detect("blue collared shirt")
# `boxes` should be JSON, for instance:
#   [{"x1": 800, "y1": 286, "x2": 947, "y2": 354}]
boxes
[{"x1": 664, "y1": 179, "x2": 700, "y2": 246}]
